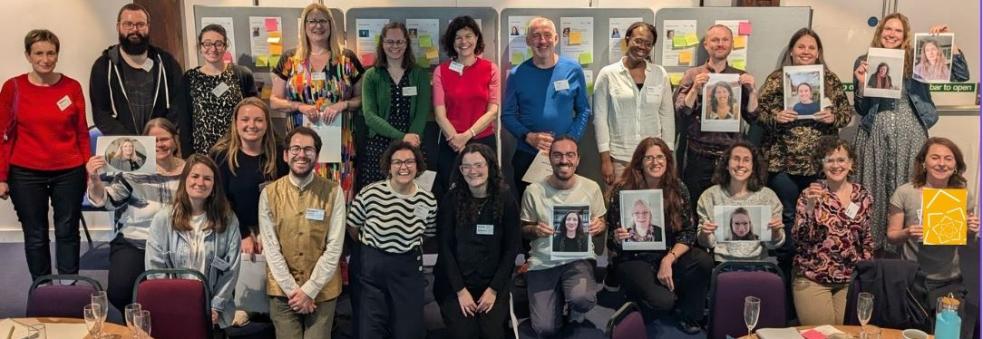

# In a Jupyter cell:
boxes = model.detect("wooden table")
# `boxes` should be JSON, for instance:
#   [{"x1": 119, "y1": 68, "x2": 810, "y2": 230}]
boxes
[
  {"x1": 740, "y1": 325, "x2": 934, "y2": 339},
  {"x1": 10, "y1": 317, "x2": 133, "y2": 338}
]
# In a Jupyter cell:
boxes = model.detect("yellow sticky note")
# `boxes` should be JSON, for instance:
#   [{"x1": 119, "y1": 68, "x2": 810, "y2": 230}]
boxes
[
  {"x1": 255, "y1": 55, "x2": 269, "y2": 67},
  {"x1": 269, "y1": 43, "x2": 283, "y2": 55},
  {"x1": 270, "y1": 54, "x2": 281, "y2": 66},
  {"x1": 678, "y1": 50, "x2": 693, "y2": 64},
  {"x1": 619, "y1": 40, "x2": 628, "y2": 55},
  {"x1": 268, "y1": 31, "x2": 282, "y2": 38},
  {"x1": 732, "y1": 59, "x2": 747, "y2": 70},
  {"x1": 569, "y1": 31, "x2": 583, "y2": 45},
  {"x1": 511, "y1": 52, "x2": 525, "y2": 65},
  {"x1": 419, "y1": 35, "x2": 433, "y2": 48},
  {"x1": 425, "y1": 48, "x2": 438, "y2": 59},
  {"x1": 684, "y1": 33, "x2": 699, "y2": 47},
  {"x1": 267, "y1": 36, "x2": 281, "y2": 44},
  {"x1": 578, "y1": 53, "x2": 593, "y2": 65},
  {"x1": 672, "y1": 36, "x2": 686, "y2": 48},
  {"x1": 922, "y1": 188, "x2": 968, "y2": 245},
  {"x1": 669, "y1": 73, "x2": 684, "y2": 86},
  {"x1": 734, "y1": 36, "x2": 747, "y2": 49}
]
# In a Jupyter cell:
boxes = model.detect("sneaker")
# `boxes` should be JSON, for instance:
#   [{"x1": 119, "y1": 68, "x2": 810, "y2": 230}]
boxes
[
  {"x1": 678, "y1": 319, "x2": 703, "y2": 335},
  {"x1": 602, "y1": 278, "x2": 621, "y2": 292}
]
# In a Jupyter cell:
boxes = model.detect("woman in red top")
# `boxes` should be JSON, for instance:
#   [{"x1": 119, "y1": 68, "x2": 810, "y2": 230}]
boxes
[
  {"x1": 0, "y1": 30, "x2": 90, "y2": 280},
  {"x1": 433, "y1": 16, "x2": 500, "y2": 195}
]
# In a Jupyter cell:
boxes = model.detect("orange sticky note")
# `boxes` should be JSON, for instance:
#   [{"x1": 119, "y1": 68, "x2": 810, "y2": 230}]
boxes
[
  {"x1": 569, "y1": 31, "x2": 583, "y2": 45},
  {"x1": 734, "y1": 36, "x2": 747, "y2": 49},
  {"x1": 269, "y1": 43, "x2": 283, "y2": 55},
  {"x1": 738, "y1": 22, "x2": 752, "y2": 35},
  {"x1": 425, "y1": 48, "x2": 438, "y2": 59},
  {"x1": 678, "y1": 50, "x2": 693, "y2": 64}
]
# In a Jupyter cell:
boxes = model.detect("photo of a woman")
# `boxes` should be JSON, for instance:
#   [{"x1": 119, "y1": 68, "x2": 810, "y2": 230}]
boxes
[
  {"x1": 510, "y1": 26, "x2": 520, "y2": 36},
  {"x1": 611, "y1": 27, "x2": 620, "y2": 39},
  {"x1": 552, "y1": 210, "x2": 588, "y2": 252},
  {"x1": 705, "y1": 82, "x2": 736, "y2": 120},
  {"x1": 108, "y1": 138, "x2": 147, "y2": 171},
  {"x1": 627, "y1": 199, "x2": 664, "y2": 242},
  {"x1": 792, "y1": 82, "x2": 820, "y2": 115},
  {"x1": 728, "y1": 207, "x2": 759, "y2": 241},
  {"x1": 913, "y1": 38, "x2": 951, "y2": 82},
  {"x1": 867, "y1": 62, "x2": 894, "y2": 89}
]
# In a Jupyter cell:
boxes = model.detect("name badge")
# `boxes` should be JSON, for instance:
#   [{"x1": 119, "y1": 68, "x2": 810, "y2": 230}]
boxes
[
  {"x1": 312, "y1": 72, "x2": 327, "y2": 81},
  {"x1": 845, "y1": 202, "x2": 860, "y2": 219},
  {"x1": 645, "y1": 86, "x2": 661, "y2": 103},
  {"x1": 414, "y1": 205, "x2": 429, "y2": 221},
  {"x1": 402, "y1": 86, "x2": 418, "y2": 96},
  {"x1": 476, "y1": 224, "x2": 494, "y2": 235},
  {"x1": 449, "y1": 61, "x2": 465, "y2": 75},
  {"x1": 211, "y1": 82, "x2": 230, "y2": 97},
  {"x1": 212, "y1": 256, "x2": 231, "y2": 271},
  {"x1": 553, "y1": 79, "x2": 570, "y2": 91},
  {"x1": 305, "y1": 208, "x2": 325, "y2": 221},
  {"x1": 141, "y1": 58, "x2": 154, "y2": 72},
  {"x1": 56, "y1": 96, "x2": 72, "y2": 111}
]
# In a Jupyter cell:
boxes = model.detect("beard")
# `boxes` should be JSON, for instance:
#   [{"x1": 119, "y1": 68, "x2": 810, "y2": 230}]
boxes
[{"x1": 119, "y1": 32, "x2": 150, "y2": 55}]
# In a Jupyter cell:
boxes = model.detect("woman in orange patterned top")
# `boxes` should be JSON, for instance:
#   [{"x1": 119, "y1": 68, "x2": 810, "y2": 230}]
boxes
[
  {"x1": 269, "y1": 3, "x2": 364, "y2": 200},
  {"x1": 791, "y1": 137, "x2": 873, "y2": 325}
]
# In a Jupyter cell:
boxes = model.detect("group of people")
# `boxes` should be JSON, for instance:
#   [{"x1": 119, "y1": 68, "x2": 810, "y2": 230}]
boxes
[{"x1": 0, "y1": 2, "x2": 976, "y2": 338}]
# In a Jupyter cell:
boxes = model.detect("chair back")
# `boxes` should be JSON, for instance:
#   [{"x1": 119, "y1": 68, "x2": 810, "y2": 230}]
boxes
[
  {"x1": 708, "y1": 261, "x2": 787, "y2": 339},
  {"x1": 607, "y1": 302, "x2": 646, "y2": 339},
  {"x1": 26, "y1": 275, "x2": 103, "y2": 318},
  {"x1": 133, "y1": 269, "x2": 212, "y2": 339}
]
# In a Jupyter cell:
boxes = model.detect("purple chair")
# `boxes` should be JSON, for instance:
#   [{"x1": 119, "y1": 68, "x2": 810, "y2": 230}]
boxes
[
  {"x1": 26, "y1": 274, "x2": 103, "y2": 318},
  {"x1": 133, "y1": 269, "x2": 212, "y2": 339},
  {"x1": 708, "y1": 261, "x2": 786, "y2": 339},
  {"x1": 607, "y1": 302, "x2": 646, "y2": 339}
]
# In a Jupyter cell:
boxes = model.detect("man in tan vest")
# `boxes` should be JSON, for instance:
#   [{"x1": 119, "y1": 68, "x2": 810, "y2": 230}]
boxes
[{"x1": 259, "y1": 127, "x2": 346, "y2": 338}]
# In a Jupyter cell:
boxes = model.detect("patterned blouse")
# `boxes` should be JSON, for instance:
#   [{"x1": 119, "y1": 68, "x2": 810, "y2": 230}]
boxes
[
  {"x1": 273, "y1": 48, "x2": 364, "y2": 200},
  {"x1": 792, "y1": 181, "x2": 874, "y2": 284},
  {"x1": 756, "y1": 67, "x2": 852, "y2": 176},
  {"x1": 185, "y1": 66, "x2": 245, "y2": 155}
]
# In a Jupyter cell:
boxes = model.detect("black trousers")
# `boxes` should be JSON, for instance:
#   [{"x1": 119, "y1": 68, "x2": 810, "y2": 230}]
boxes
[
  {"x1": 436, "y1": 135, "x2": 496, "y2": 197},
  {"x1": 510, "y1": 150, "x2": 537, "y2": 202},
  {"x1": 437, "y1": 286, "x2": 510, "y2": 339},
  {"x1": 617, "y1": 249, "x2": 714, "y2": 322},
  {"x1": 107, "y1": 234, "x2": 145, "y2": 312},
  {"x1": 8, "y1": 165, "x2": 85, "y2": 280},
  {"x1": 352, "y1": 244, "x2": 425, "y2": 339},
  {"x1": 682, "y1": 150, "x2": 720, "y2": 216}
]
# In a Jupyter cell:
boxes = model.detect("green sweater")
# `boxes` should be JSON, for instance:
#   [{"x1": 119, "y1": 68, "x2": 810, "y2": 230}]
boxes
[{"x1": 361, "y1": 66, "x2": 431, "y2": 139}]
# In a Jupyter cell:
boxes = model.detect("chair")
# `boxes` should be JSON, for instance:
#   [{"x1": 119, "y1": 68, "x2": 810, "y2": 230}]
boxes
[
  {"x1": 25, "y1": 274, "x2": 102, "y2": 318},
  {"x1": 133, "y1": 269, "x2": 212, "y2": 339},
  {"x1": 708, "y1": 261, "x2": 787, "y2": 339},
  {"x1": 607, "y1": 302, "x2": 646, "y2": 339}
]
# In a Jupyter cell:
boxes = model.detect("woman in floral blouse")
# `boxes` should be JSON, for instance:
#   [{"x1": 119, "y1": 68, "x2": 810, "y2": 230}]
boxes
[{"x1": 792, "y1": 137, "x2": 873, "y2": 325}]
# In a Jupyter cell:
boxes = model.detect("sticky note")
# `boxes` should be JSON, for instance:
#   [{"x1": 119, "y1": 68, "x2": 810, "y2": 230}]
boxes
[
  {"x1": 569, "y1": 31, "x2": 583, "y2": 45},
  {"x1": 268, "y1": 31, "x2": 282, "y2": 39},
  {"x1": 223, "y1": 52, "x2": 233, "y2": 64},
  {"x1": 739, "y1": 22, "x2": 752, "y2": 35},
  {"x1": 416, "y1": 57, "x2": 430, "y2": 68},
  {"x1": 678, "y1": 50, "x2": 693, "y2": 64},
  {"x1": 578, "y1": 53, "x2": 593, "y2": 65},
  {"x1": 734, "y1": 36, "x2": 747, "y2": 49},
  {"x1": 269, "y1": 43, "x2": 283, "y2": 55},
  {"x1": 684, "y1": 33, "x2": 699, "y2": 46},
  {"x1": 267, "y1": 36, "x2": 281, "y2": 44},
  {"x1": 669, "y1": 73, "x2": 684, "y2": 86},
  {"x1": 732, "y1": 59, "x2": 747, "y2": 70},
  {"x1": 426, "y1": 48, "x2": 439, "y2": 59},
  {"x1": 360, "y1": 53, "x2": 376, "y2": 66},
  {"x1": 255, "y1": 55, "x2": 269, "y2": 67},
  {"x1": 270, "y1": 54, "x2": 281, "y2": 64},
  {"x1": 511, "y1": 52, "x2": 525, "y2": 65},
  {"x1": 419, "y1": 35, "x2": 433, "y2": 48},
  {"x1": 672, "y1": 36, "x2": 686, "y2": 48},
  {"x1": 264, "y1": 18, "x2": 278, "y2": 32}
]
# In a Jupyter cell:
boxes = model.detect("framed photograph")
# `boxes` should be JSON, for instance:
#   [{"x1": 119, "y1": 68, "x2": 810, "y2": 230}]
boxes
[
  {"x1": 864, "y1": 47, "x2": 905, "y2": 99},
  {"x1": 701, "y1": 73, "x2": 741, "y2": 132},
  {"x1": 913, "y1": 33, "x2": 955, "y2": 83},
  {"x1": 619, "y1": 190, "x2": 667, "y2": 251},
  {"x1": 783, "y1": 65, "x2": 824, "y2": 119},
  {"x1": 550, "y1": 204, "x2": 592, "y2": 260},
  {"x1": 713, "y1": 205, "x2": 771, "y2": 243},
  {"x1": 95, "y1": 136, "x2": 156, "y2": 174}
]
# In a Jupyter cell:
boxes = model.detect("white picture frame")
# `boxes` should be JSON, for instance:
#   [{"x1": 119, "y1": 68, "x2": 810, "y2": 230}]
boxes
[{"x1": 783, "y1": 65, "x2": 825, "y2": 119}]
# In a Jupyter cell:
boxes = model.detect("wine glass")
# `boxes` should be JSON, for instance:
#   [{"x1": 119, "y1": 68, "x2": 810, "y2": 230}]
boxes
[
  {"x1": 90, "y1": 291, "x2": 108, "y2": 322},
  {"x1": 133, "y1": 310, "x2": 152, "y2": 339},
  {"x1": 125, "y1": 303, "x2": 143, "y2": 336},
  {"x1": 858, "y1": 292, "x2": 874, "y2": 330},
  {"x1": 83, "y1": 304, "x2": 103, "y2": 338},
  {"x1": 744, "y1": 296, "x2": 761, "y2": 337}
]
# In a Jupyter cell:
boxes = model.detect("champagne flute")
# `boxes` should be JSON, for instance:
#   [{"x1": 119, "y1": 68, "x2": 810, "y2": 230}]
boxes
[
  {"x1": 133, "y1": 310, "x2": 152, "y2": 339},
  {"x1": 858, "y1": 292, "x2": 874, "y2": 330},
  {"x1": 83, "y1": 304, "x2": 103, "y2": 338},
  {"x1": 90, "y1": 291, "x2": 108, "y2": 322},
  {"x1": 125, "y1": 303, "x2": 142, "y2": 336},
  {"x1": 744, "y1": 296, "x2": 761, "y2": 337}
]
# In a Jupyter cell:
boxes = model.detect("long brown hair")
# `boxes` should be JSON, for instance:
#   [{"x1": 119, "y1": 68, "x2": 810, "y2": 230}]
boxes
[
  {"x1": 171, "y1": 155, "x2": 231, "y2": 233},
  {"x1": 613, "y1": 137, "x2": 687, "y2": 232},
  {"x1": 912, "y1": 137, "x2": 967, "y2": 188},
  {"x1": 870, "y1": 13, "x2": 913, "y2": 77},
  {"x1": 209, "y1": 97, "x2": 278, "y2": 178},
  {"x1": 712, "y1": 140, "x2": 768, "y2": 192}
]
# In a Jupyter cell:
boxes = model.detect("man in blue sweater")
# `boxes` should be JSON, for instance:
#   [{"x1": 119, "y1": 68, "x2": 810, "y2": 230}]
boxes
[{"x1": 502, "y1": 16, "x2": 592, "y2": 199}]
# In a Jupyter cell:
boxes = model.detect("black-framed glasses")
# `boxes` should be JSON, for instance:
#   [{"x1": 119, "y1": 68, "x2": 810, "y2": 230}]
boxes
[
  {"x1": 288, "y1": 146, "x2": 317, "y2": 155},
  {"x1": 200, "y1": 41, "x2": 227, "y2": 50},
  {"x1": 306, "y1": 19, "x2": 329, "y2": 26},
  {"x1": 391, "y1": 159, "x2": 417, "y2": 168}
]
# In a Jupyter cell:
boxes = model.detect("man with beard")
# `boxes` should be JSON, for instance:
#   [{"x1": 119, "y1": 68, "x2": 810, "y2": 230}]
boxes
[
  {"x1": 90, "y1": 3, "x2": 182, "y2": 136},
  {"x1": 258, "y1": 127, "x2": 346, "y2": 337},
  {"x1": 520, "y1": 136, "x2": 606, "y2": 337}
]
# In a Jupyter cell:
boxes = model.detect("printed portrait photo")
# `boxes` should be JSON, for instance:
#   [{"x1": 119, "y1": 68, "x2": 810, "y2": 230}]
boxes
[
  {"x1": 619, "y1": 189, "x2": 667, "y2": 251},
  {"x1": 864, "y1": 47, "x2": 905, "y2": 99},
  {"x1": 701, "y1": 73, "x2": 741, "y2": 132},
  {"x1": 95, "y1": 136, "x2": 157, "y2": 174},
  {"x1": 551, "y1": 204, "x2": 591, "y2": 260},
  {"x1": 783, "y1": 65, "x2": 824, "y2": 118},
  {"x1": 913, "y1": 33, "x2": 955, "y2": 83},
  {"x1": 713, "y1": 205, "x2": 771, "y2": 243}
]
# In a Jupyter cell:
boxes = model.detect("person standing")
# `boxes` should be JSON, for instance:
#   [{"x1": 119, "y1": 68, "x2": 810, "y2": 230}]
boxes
[
  {"x1": 90, "y1": 3, "x2": 182, "y2": 136},
  {"x1": 0, "y1": 29, "x2": 90, "y2": 281}
]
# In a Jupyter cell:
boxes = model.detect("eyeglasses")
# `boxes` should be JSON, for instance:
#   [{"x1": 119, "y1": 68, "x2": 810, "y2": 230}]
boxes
[
  {"x1": 120, "y1": 21, "x2": 148, "y2": 31},
  {"x1": 550, "y1": 152, "x2": 578, "y2": 160},
  {"x1": 200, "y1": 41, "x2": 226, "y2": 50},
  {"x1": 306, "y1": 19, "x2": 330, "y2": 26},
  {"x1": 643, "y1": 155, "x2": 666, "y2": 163},
  {"x1": 391, "y1": 159, "x2": 417, "y2": 168},
  {"x1": 288, "y1": 146, "x2": 317, "y2": 155},
  {"x1": 460, "y1": 162, "x2": 487, "y2": 171},
  {"x1": 823, "y1": 157, "x2": 851, "y2": 165},
  {"x1": 383, "y1": 39, "x2": 407, "y2": 46},
  {"x1": 629, "y1": 38, "x2": 654, "y2": 48}
]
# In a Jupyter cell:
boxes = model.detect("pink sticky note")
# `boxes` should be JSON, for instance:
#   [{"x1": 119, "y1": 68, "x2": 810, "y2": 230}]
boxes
[
  {"x1": 360, "y1": 53, "x2": 376, "y2": 67},
  {"x1": 738, "y1": 21, "x2": 752, "y2": 35},
  {"x1": 222, "y1": 52, "x2": 233, "y2": 64},
  {"x1": 264, "y1": 18, "x2": 278, "y2": 32},
  {"x1": 800, "y1": 329, "x2": 826, "y2": 339}
]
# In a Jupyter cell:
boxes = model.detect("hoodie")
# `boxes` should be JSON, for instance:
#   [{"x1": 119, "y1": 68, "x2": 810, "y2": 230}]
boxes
[{"x1": 89, "y1": 44, "x2": 183, "y2": 135}]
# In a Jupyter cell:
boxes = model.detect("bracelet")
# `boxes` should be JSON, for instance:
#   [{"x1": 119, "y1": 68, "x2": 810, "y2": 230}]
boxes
[{"x1": 469, "y1": 128, "x2": 476, "y2": 138}]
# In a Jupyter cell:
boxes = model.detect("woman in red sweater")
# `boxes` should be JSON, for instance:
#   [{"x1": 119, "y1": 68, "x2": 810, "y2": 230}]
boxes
[
  {"x1": 0, "y1": 30, "x2": 90, "y2": 280},
  {"x1": 433, "y1": 16, "x2": 500, "y2": 195}
]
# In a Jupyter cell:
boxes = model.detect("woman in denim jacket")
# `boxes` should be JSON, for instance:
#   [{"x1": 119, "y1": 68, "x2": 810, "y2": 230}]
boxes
[
  {"x1": 851, "y1": 13, "x2": 969, "y2": 255},
  {"x1": 146, "y1": 154, "x2": 241, "y2": 329}
]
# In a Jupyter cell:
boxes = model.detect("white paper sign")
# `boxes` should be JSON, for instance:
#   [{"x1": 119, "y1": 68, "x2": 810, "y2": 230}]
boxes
[{"x1": 521, "y1": 151, "x2": 553, "y2": 183}]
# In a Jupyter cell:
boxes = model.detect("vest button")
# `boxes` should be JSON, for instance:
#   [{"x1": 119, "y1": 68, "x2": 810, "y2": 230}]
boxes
[{"x1": 299, "y1": 252, "x2": 303, "y2": 256}]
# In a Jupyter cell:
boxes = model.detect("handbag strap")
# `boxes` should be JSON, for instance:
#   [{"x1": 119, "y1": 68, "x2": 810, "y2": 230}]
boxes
[{"x1": 3, "y1": 78, "x2": 19, "y2": 142}]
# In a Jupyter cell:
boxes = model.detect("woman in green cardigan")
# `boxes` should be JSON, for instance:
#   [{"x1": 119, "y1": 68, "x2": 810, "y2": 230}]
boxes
[{"x1": 360, "y1": 22, "x2": 432, "y2": 189}]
